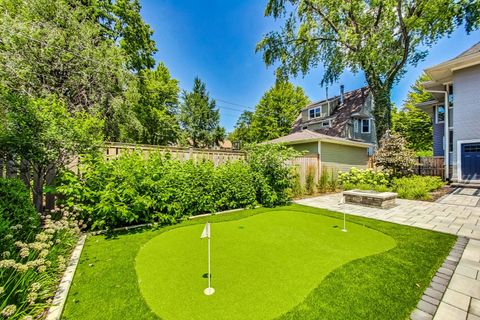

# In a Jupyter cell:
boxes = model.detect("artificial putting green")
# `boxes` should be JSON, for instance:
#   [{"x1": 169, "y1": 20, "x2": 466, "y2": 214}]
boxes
[{"x1": 135, "y1": 210, "x2": 396, "y2": 320}]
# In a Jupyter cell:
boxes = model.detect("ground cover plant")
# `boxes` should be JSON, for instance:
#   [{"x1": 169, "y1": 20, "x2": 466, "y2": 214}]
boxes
[
  {"x1": 62, "y1": 204, "x2": 455, "y2": 320},
  {"x1": 0, "y1": 178, "x2": 83, "y2": 319},
  {"x1": 338, "y1": 168, "x2": 445, "y2": 200}
]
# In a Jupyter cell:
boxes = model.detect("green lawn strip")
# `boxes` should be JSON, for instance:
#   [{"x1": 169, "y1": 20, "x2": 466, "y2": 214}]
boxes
[
  {"x1": 136, "y1": 210, "x2": 395, "y2": 320},
  {"x1": 62, "y1": 205, "x2": 455, "y2": 320}
]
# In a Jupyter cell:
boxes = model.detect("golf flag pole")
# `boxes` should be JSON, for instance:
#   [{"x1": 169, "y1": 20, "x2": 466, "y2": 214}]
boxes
[{"x1": 201, "y1": 222, "x2": 215, "y2": 295}]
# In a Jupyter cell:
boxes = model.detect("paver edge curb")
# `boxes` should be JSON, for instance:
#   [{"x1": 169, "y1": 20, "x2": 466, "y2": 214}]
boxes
[
  {"x1": 45, "y1": 233, "x2": 87, "y2": 320},
  {"x1": 410, "y1": 236, "x2": 469, "y2": 320}
]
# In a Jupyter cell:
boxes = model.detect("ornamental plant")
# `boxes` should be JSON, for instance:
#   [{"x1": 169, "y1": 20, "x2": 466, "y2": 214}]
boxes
[
  {"x1": 374, "y1": 131, "x2": 417, "y2": 177},
  {"x1": 0, "y1": 207, "x2": 83, "y2": 319}
]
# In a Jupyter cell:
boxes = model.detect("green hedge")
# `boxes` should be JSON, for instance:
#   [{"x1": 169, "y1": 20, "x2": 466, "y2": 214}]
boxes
[
  {"x1": 338, "y1": 168, "x2": 445, "y2": 200},
  {"x1": 0, "y1": 178, "x2": 41, "y2": 253},
  {"x1": 57, "y1": 144, "x2": 298, "y2": 230}
]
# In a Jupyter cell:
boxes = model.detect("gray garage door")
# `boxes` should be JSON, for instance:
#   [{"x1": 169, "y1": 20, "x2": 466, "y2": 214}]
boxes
[{"x1": 461, "y1": 143, "x2": 480, "y2": 180}]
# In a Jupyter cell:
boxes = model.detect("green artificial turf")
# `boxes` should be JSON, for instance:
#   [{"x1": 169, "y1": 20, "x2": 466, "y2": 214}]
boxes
[
  {"x1": 62, "y1": 205, "x2": 456, "y2": 320},
  {"x1": 136, "y1": 210, "x2": 395, "y2": 320}
]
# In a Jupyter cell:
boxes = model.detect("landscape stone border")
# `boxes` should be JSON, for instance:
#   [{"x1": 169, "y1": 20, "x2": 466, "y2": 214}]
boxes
[
  {"x1": 46, "y1": 233, "x2": 87, "y2": 320},
  {"x1": 410, "y1": 236, "x2": 469, "y2": 320}
]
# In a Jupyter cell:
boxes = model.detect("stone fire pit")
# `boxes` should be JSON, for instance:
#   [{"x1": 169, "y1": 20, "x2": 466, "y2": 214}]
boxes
[{"x1": 343, "y1": 189, "x2": 397, "y2": 209}]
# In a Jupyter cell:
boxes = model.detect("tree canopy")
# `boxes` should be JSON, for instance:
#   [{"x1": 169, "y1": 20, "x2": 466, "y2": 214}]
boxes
[
  {"x1": 179, "y1": 77, "x2": 226, "y2": 148},
  {"x1": 392, "y1": 73, "x2": 433, "y2": 155},
  {"x1": 257, "y1": 0, "x2": 478, "y2": 140},
  {"x1": 229, "y1": 81, "x2": 309, "y2": 145}
]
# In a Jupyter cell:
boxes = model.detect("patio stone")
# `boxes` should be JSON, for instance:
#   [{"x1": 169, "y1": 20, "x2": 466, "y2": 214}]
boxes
[
  {"x1": 449, "y1": 274, "x2": 480, "y2": 299},
  {"x1": 442, "y1": 289, "x2": 471, "y2": 311},
  {"x1": 470, "y1": 298, "x2": 480, "y2": 316},
  {"x1": 418, "y1": 300, "x2": 437, "y2": 315},
  {"x1": 411, "y1": 308, "x2": 433, "y2": 320},
  {"x1": 434, "y1": 302, "x2": 467, "y2": 320}
]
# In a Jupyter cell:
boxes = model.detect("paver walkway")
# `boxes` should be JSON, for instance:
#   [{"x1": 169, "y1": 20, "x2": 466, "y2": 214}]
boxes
[
  {"x1": 296, "y1": 190, "x2": 480, "y2": 240},
  {"x1": 295, "y1": 188, "x2": 480, "y2": 320}
]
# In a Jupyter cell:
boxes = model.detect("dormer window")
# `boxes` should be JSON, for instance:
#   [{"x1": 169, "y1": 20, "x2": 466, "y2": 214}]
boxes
[
  {"x1": 308, "y1": 105, "x2": 327, "y2": 119},
  {"x1": 361, "y1": 119, "x2": 371, "y2": 133},
  {"x1": 321, "y1": 121, "x2": 330, "y2": 128}
]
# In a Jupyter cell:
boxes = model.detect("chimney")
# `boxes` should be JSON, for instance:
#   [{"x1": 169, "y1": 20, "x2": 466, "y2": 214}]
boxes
[{"x1": 340, "y1": 85, "x2": 345, "y2": 104}]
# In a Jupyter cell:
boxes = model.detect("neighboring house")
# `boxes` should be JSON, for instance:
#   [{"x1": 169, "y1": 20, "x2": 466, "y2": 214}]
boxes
[
  {"x1": 292, "y1": 86, "x2": 377, "y2": 146},
  {"x1": 417, "y1": 42, "x2": 480, "y2": 184},
  {"x1": 266, "y1": 86, "x2": 375, "y2": 178}
]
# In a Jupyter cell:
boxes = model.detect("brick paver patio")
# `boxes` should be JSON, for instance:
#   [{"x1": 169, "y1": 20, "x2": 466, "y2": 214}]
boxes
[{"x1": 295, "y1": 188, "x2": 480, "y2": 320}]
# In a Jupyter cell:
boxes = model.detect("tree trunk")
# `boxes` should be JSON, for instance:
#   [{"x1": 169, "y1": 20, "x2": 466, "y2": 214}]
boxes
[
  {"x1": 45, "y1": 164, "x2": 56, "y2": 211},
  {"x1": 20, "y1": 158, "x2": 30, "y2": 188},
  {"x1": 369, "y1": 84, "x2": 393, "y2": 143},
  {"x1": 6, "y1": 155, "x2": 17, "y2": 178},
  {"x1": 32, "y1": 164, "x2": 44, "y2": 213}
]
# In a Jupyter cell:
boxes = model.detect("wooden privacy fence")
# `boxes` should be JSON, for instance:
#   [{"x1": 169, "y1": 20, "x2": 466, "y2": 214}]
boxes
[
  {"x1": 103, "y1": 142, "x2": 246, "y2": 165},
  {"x1": 415, "y1": 156, "x2": 445, "y2": 179}
]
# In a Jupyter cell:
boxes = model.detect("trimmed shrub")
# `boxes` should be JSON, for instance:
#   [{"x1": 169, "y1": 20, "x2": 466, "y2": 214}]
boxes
[
  {"x1": 393, "y1": 176, "x2": 445, "y2": 200},
  {"x1": 0, "y1": 178, "x2": 41, "y2": 253}
]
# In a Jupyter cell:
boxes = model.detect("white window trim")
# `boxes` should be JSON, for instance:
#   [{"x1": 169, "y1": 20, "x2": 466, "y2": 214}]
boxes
[
  {"x1": 353, "y1": 118, "x2": 359, "y2": 133},
  {"x1": 308, "y1": 105, "x2": 328, "y2": 120},
  {"x1": 361, "y1": 119, "x2": 371, "y2": 134},
  {"x1": 435, "y1": 105, "x2": 445, "y2": 124},
  {"x1": 457, "y1": 139, "x2": 480, "y2": 182}
]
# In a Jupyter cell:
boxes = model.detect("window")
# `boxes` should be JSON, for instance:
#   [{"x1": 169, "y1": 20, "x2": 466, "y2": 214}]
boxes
[
  {"x1": 302, "y1": 126, "x2": 308, "y2": 130},
  {"x1": 308, "y1": 105, "x2": 327, "y2": 119},
  {"x1": 436, "y1": 105, "x2": 445, "y2": 123},
  {"x1": 449, "y1": 130, "x2": 453, "y2": 152},
  {"x1": 361, "y1": 119, "x2": 371, "y2": 133},
  {"x1": 321, "y1": 121, "x2": 330, "y2": 128},
  {"x1": 353, "y1": 119, "x2": 359, "y2": 133},
  {"x1": 448, "y1": 84, "x2": 454, "y2": 108}
]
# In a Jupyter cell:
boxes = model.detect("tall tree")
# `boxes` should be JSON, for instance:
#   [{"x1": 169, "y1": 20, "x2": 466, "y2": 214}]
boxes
[
  {"x1": 392, "y1": 73, "x2": 433, "y2": 155},
  {"x1": 250, "y1": 81, "x2": 309, "y2": 142},
  {"x1": 72, "y1": 0, "x2": 157, "y2": 72},
  {"x1": 179, "y1": 78, "x2": 226, "y2": 148},
  {"x1": 256, "y1": 0, "x2": 477, "y2": 140},
  {"x1": 0, "y1": 0, "x2": 126, "y2": 114},
  {"x1": 228, "y1": 110, "x2": 255, "y2": 147}
]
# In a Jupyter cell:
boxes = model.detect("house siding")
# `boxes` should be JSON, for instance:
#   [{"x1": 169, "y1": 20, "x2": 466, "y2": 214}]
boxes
[
  {"x1": 290, "y1": 142, "x2": 318, "y2": 155},
  {"x1": 451, "y1": 64, "x2": 480, "y2": 181},
  {"x1": 320, "y1": 142, "x2": 368, "y2": 173}
]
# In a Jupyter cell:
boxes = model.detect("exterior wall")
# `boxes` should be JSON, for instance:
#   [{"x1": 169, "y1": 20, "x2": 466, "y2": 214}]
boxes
[
  {"x1": 290, "y1": 142, "x2": 318, "y2": 155},
  {"x1": 433, "y1": 122, "x2": 444, "y2": 157},
  {"x1": 320, "y1": 142, "x2": 368, "y2": 173},
  {"x1": 348, "y1": 93, "x2": 377, "y2": 145},
  {"x1": 452, "y1": 64, "x2": 480, "y2": 181}
]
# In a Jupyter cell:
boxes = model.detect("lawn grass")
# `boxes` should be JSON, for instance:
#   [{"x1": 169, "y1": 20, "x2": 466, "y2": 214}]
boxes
[
  {"x1": 62, "y1": 204, "x2": 456, "y2": 320},
  {"x1": 136, "y1": 210, "x2": 395, "y2": 320}
]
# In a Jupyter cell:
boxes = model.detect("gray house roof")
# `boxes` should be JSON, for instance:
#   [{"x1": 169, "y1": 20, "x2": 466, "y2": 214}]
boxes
[
  {"x1": 266, "y1": 129, "x2": 372, "y2": 148},
  {"x1": 292, "y1": 86, "x2": 370, "y2": 138}
]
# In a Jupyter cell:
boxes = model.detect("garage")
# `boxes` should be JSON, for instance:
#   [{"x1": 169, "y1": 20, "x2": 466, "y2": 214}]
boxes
[{"x1": 461, "y1": 143, "x2": 480, "y2": 180}]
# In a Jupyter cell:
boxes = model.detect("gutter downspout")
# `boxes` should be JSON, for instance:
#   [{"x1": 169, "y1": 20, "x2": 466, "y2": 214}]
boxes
[{"x1": 426, "y1": 90, "x2": 449, "y2": 181}]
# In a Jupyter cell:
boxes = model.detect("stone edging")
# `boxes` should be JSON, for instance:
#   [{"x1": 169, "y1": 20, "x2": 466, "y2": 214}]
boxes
[
  {"x1": 410, "y1": 236, "x2": 469, "y2": 319},
  {"x1": 45, "y1": 233, "x2": 87, "y2": 320}
]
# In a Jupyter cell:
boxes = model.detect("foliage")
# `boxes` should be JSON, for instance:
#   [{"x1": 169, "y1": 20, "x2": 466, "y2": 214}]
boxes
[
  {"x1": 179, "y1": 78, "x2": 226, "y2": 148},
  {"x1": 392, "y1": 74, "x2": 433, "y2": 154},
  {"x1": 0, "y1": 207, "x2": 82, "y2": 319},
  {"x1": 256, "y1": 0, "x2": 476, "y2": 139},
  {"x1": 338, "y1": 168, "x2": 444, "y2": 200},
  {"x1": 0, "y1": 178, "x2": 40, "y2": 254},
  {"x1": 57, "y1": 146, "x2": 299, "y2": 230},
  {"x1": 245, "y1": 143, "x2": 301, "y2": 207},
  {"x1": 374, "y1": 131, "x2": 417, "y2": 177},
  {"x1": 317, "y1": 168, "x2": 330, "y2": 193},
  {"x1": 114, "y1": 63, "x2": 181, "y2": 145},
  {"x1": 0, "y1": 0, "x2": 127, "y2": 118},
  {"x1": 228, "y1": 111, "x2": 255, "y2": 147},
  {"x1": 305, "y1": 165, "x2": 316, "y2": 194},
  {"x1": 0, "y1": 94, "x2": 103, "y2": 211},
  {"x1": 393, "y1": 176, "x2": 445, "y2": 200},
  {"x1": 78, "y1": 0, "x2": 158, "y2": 72}
]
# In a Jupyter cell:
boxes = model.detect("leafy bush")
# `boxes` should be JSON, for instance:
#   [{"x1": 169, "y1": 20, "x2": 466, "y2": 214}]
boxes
[
  {"x1": 305, "y1": 165, "x2": 316, "y2": 195},
  {"x1": 338, "y1": 168, "x2": 445, "y2": 200},
  {"x1": 393, "y1": 176, "x2": 445, "y2": 200},
  {"x1": 57, "y1": 144, "x2": 299, "y2": 230},
  {"x1": 245, "y1": 143, "x2": 300, "y2": 207},
  {"x1": 338, "y1": 168, "x2": 390, "y2": 187},
  {"x1": 0, "y1": 207, "x2": 82, "y2": 319},
  {"x1": 374, "y1": 131, "x2": 417, "y2": 177},
  {"x1": 0, "y1": 178, "x2": 41, "y2": 253}
]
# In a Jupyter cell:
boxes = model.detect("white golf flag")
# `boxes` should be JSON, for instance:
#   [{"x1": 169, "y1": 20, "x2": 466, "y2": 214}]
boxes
[{"x1": 201, "y1": 222, "x2": 210, "y2": 239}]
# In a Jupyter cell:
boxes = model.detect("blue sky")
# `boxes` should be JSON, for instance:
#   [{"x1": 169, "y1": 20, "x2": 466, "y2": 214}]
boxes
[{"x1": 141, "y1": 0, "x2": 480, "y2": 132}]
